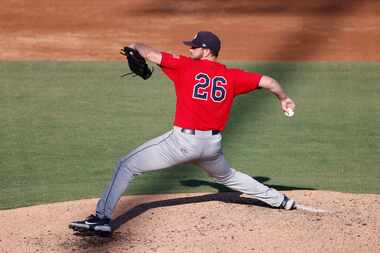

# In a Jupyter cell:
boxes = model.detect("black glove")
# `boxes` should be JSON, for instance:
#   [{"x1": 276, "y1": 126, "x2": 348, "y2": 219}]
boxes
[{"x1": 120, "y1": 47, "x2": 153, "y2": 80}]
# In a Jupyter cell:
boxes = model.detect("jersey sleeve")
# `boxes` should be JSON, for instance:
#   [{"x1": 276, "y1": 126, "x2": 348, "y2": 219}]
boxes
[
  {"x1": 160, "y1": 52, "x2": 184, "y2": 69},
  {"x1": 159, "y1": 52, "x2": 185, "y2": 82},
  {"x1": 232, "y1": 69, "x2": 263, "y2": 96}
]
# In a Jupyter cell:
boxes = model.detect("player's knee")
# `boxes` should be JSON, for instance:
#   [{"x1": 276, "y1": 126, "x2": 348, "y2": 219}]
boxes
[
  {"x1": 213, "y1": 168, "x2": 236, "y2": 183},
  {"x1": 117, "y1": 157, "x2": 140, "y2": 176}
]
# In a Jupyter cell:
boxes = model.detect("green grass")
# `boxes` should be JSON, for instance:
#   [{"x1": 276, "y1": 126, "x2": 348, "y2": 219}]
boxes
[{"x1": 1, "y1": 61, "x2": 379, "y2": 209}]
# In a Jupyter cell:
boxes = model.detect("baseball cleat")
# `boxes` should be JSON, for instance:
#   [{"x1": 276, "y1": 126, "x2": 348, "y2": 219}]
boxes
[
  {"x1": 69, "y1": 214, "x2": 112, "y2": 233},
  {"x1": 279, "y1": 195, "x2": 296, "y2": 210}
]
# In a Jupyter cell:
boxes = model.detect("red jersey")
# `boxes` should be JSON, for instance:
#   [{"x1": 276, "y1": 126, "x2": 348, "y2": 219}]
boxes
[{"x1": 160, "y1": 52, "x2": 262, "y2": 131}]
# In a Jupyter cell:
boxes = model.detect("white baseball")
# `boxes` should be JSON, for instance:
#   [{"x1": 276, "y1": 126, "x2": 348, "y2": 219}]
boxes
[{"x1": 284, "y1": 108, "x2": 295, "y2": 117}]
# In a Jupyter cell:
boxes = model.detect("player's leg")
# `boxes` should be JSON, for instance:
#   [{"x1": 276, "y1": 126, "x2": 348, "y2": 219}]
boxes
[
  {"x1": 70, "y1": 129, "x2": 199, "y2": 232},
  {"x1": 196, "y1": 153, "x2": 290, "y2": 208},
  {"x1": 96, "y1": 129, "x2": 200, "y2": 219}
]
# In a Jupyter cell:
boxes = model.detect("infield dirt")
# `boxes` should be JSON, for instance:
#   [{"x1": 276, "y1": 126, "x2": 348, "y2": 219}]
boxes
[
  {"x1": 1, "y1": 1, "x2": 379, "y2": 252},
  {"x1": 1, "y1": 191, "x2": 380, "y2": 253},
  {"x1": 1, "y1": 0, "x2": 380, "y2": 61}
]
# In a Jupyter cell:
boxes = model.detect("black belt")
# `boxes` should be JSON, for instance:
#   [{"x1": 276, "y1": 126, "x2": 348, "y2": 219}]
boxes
[{"x1": 180, "y1": 128, "x2": 221, "y2": 135}]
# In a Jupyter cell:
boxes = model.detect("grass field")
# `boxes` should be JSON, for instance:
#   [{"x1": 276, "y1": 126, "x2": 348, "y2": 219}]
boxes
[{"x1": 1, "y1": 61, "x2": 379, "y2": 210}]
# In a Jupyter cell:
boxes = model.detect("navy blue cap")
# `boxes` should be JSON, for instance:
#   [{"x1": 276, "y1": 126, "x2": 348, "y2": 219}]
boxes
[{"x1": 183, "y1": 31, "x2": 221, "y2": 57}]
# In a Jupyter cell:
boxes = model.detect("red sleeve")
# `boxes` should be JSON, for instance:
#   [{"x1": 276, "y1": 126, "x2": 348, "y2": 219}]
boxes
[
  {"x1": 232, "y1": 69, "x2": 263, "y2": 96},
  {"x1": 159, "y1": 52, "x2": 186, "y2": 82},
  {"x1": 160, "y1": 52, "x2": 186, "y2": 69}
]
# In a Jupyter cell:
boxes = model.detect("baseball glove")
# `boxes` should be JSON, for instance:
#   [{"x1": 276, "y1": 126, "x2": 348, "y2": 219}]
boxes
[{"x1": 120, "y1": 47, "x2": 153, "y2": 80}]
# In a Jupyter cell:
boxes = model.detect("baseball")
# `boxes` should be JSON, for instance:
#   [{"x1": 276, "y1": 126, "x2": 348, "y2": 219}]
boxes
[{"x1": 284, "y1": 108, "x2": 295, "y2": 117}]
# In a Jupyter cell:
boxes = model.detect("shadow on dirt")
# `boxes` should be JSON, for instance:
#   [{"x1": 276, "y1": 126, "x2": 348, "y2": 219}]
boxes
[
  {"x1": 131, "y1": 0, "x2": 360, "y2": 16},
  {"x1": 112, "y1": 192, "x2": 260, "y2": 231},
  {"x1": 111, "y1": 177, "x2": 312, "y2": 231}
]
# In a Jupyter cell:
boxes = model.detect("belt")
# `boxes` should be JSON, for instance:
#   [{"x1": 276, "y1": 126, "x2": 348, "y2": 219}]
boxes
[{"x1": 180, "y1": 128, "x2": 221, "y2": 136}]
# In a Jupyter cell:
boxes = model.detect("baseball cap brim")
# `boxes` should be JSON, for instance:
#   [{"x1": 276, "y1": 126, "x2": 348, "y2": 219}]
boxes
[{"x1": 183, "y1": 40, "x2": 201, "y2": 48}]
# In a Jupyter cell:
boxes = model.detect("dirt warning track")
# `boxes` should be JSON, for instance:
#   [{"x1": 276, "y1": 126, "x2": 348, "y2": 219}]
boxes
[{"x1": 1, "y1": 0, "x2": 379, "y2": 61}]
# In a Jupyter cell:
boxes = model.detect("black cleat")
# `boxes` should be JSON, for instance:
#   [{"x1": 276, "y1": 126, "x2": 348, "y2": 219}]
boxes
[
  {"x1": 280, "y1": 195, "x2": 296, "y2": 210},
  {"x1": 69, "y1": 214, "x2": 112, "y2": 234}
]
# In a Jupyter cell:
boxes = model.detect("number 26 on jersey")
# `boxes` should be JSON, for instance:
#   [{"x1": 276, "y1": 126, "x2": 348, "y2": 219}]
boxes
[{"x1": 192, "y1": 73, "x2": 227, "y2": 102}]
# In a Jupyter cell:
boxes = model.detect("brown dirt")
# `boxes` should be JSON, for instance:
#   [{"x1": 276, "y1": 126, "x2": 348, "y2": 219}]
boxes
[
  {"x1": 1, "y1": 0, "x2": 380, "y2": 61},
  {"x1": 1, "y1": 1, "x2": 380, "y2": 252},
  {"x1": 0, "y1": 191, "x2": 379, "y2": 253}
]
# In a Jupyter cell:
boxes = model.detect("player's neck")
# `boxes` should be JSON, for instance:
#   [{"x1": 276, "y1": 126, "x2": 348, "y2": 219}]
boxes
[{"x1": 201, "y1": 55, "x2": 217, "y2": 62}]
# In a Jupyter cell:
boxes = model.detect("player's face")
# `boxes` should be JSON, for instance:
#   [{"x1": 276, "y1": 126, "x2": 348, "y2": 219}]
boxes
[{"x1": 189, "y1": 47, "x2": 204, "y2": 59}]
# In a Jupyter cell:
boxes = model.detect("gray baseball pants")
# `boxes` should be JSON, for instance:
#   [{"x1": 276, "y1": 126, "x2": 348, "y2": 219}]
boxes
[{"x1": 96, "y1": 126, "x2": 285, "y2": 219}]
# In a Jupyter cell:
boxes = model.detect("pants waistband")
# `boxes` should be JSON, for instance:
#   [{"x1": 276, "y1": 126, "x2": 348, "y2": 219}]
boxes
[{"x1": 175, "y1": 127, "x2": 221, "y2": 136}]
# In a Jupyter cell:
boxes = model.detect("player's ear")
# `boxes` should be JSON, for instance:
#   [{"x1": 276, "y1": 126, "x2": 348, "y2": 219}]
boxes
[{"x1": 203, "y1": 48, "x2": 212, "y2": 58}]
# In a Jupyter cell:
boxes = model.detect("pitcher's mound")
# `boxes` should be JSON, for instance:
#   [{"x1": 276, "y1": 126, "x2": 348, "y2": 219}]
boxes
[{"x1": 0, "y1": 191, "x2": 379, "y2": 253}]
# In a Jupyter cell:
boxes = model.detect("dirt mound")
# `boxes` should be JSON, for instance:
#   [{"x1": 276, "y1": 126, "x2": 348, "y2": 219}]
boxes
[{"x1": 0, "y1": 191, "x2": 379, "y2": 253}]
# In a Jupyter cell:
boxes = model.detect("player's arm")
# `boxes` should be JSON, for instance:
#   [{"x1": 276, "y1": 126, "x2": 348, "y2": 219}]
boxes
[
  {"x1": 129, "y1": 43, "x2": 162, "y2": 65},
  {"x1": 259, "y1": 76, "x2": 296, "y2": 112}
]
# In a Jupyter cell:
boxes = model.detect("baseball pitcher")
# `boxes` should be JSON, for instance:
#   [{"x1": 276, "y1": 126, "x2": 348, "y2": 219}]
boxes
[{"x1": 70, "y1": 31, "x2": 297, "y2": 234}]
